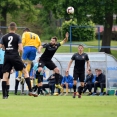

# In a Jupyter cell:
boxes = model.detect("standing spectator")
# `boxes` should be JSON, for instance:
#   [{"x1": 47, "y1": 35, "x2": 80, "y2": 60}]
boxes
[
  {"x1": 83, "y1": 69, "x2": 94, "y2": 95},
  {"x1": 92, "y1": 69, "x2": 106, "y2": 96},
  {"x1": 66, "y1": 44, "x2": 90, "y2": 98},
  {"x1": 60, "y1": 71, "x2": 73, "y2": 96}
]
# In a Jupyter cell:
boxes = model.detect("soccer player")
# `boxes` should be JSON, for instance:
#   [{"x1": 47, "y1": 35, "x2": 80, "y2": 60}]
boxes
[
  {"x1": 18, "y1": 28, "x2": 41, "y2": 79},
  {"x1": 66, "y1": 45, "x2": 90, "y2": 98},
  {"x1": 0, "y1": 22, "x2": 37, "y2": 99},
  {"x1": 38, "y1": 32, "x2": 69, "y2": 94},
  {"x1": 0, "y1": 45, "x2": 14, "y2": 98},
  {"x1": 32, "y1": 57, "x2": 47, "y2": 95}
]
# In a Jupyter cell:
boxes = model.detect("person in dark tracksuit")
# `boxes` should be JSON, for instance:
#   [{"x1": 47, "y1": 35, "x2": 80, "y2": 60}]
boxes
[
  {"x1": 83, "y1": 69, "x2": 94, "y2": 95},
  {"x1": 92, "y1": 69, "x2": 106, "y2": 96}
]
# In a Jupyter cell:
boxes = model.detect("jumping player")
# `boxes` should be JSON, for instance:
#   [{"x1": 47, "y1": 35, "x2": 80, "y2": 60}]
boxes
[{"x1": 38, "y1": 32, "x2": 69, "y2": 94}]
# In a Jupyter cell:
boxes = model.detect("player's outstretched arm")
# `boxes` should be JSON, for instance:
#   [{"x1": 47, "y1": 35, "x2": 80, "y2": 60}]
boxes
[
  {"x1": 66, "y1": 60, "x2": 73, "y2": 72},
  {"x1": 60, "y1": 32, "x2": 69, "y2": 45},
  {"x1": 38, "y1": 45, "x2": 43, "y2": 54}
]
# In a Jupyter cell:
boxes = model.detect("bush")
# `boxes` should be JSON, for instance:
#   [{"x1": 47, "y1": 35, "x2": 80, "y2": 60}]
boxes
[{"x1": 61, "y1": 20, "x2": 96, "y2": 41}]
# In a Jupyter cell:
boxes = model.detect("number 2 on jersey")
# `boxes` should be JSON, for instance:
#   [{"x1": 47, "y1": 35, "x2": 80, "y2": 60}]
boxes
[{"x1": 8, "y1": 36, "x2": 13, "y2": 47}]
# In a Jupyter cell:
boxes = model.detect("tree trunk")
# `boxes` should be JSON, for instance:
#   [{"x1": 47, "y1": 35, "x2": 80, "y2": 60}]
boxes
[
  {"x1": 0, "y1": 9, "x2": 7, "y2": 35},
  {"x1": 100, "y1": 13, "x2": 113, "y2": 54}
]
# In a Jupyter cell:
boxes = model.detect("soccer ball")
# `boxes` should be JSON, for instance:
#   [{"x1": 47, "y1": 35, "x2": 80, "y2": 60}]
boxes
[{"x1": 67, "y1": 6, "x2": 74, "y2": 14}]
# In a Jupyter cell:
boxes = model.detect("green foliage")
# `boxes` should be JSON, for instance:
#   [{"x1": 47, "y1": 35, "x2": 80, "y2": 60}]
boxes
[
  {"x1": 0, "y1": 0, "x2": 39, "y2": 22},
  {"x1": 62, "y1": 19, "x2": 96, "y2": 41}
]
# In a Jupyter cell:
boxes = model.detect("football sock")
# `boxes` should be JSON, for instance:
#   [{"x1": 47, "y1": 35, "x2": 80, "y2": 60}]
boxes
[
  {"x1": 32, "y1": 85, "x2": 38, "y2": 92},
  {"x1": 15, "y1": 80, "x2": 19, "y2": 94},
  {"x1": 25, "y1": 77, "x2": 32, "y2": 92},
  {"x1": 55, "y1": 73, "x2": 59, "y2": 85},
  {"x1": 66, "y1": 88, "x2": 68, "y2": 93},
  {"x1": 38, "y1": 86, "x2": 42, "y2": 95},
  {"x1": 18, "y1": 71, "x2": 22, "y2": 78},
  {"x1": 73, "y1": 85, "x2": 76, "y2": 92},
  {"x1": 2, "y1": 81, "x2": 7, "y2": 97},
  {"x1": 78, "y1": 86, "x2": 84, "y2": 95},
  {"x1": 6, "y1": 85, "x2": 10, "y2": 96},
  {"x1": 26, "y1": 63, "x2": 31, "y2": 73}
]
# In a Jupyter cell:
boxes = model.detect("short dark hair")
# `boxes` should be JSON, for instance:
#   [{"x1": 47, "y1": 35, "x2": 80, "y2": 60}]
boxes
[
  {"x1": 95, "y1": 69, "x2": 98, "y2": 71},
  {"x1": 52, "y1": 36, "x2": 58, "y2": 41},
  {"x1": 9, "y1": 22, "x2": 17, "y2": 30},
  {"x1": 23, "y1": 28, "x2": 30, "y2": 32},
  {"x1": 78, "y1": 44, "x2": 84, "y2": 48}
]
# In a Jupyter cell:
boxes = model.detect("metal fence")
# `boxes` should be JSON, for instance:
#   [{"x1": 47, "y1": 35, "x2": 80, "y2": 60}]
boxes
[{"x1": 0, "y1": 52, "x2": 117, "y2": 93}]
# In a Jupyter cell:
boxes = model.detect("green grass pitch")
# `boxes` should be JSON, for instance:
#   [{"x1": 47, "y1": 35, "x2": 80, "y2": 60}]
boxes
[{"x1": 0, "y1": 95, "x2": 117, "y2": 117}]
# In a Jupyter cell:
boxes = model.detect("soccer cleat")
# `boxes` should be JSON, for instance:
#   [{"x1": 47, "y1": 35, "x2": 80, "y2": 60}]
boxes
[
  {"x1": 53, "y1": 93, "x2": 59, "y2": 96},
  {"x1": 91, "y1": 93, "x2": 97, "y2": 96},
  {"x1": 73, "y1": 92, "x2": 76, "y2": 98},
  {"x1": 20, "y1": 77, "x2": 25, "y2": 84},
  {"x1": 78, "y1": 94, "x2": 81, "y2": 98},
  {"x1": 64, "y1": 93, "x2": 68, "y2": 96},
  {"x1": 2, "y1": 96, "x2": 8, "y2": 99},
  {"x1": 32, "y1": 92, "x2": 38, "y2": 97},
  {"x1": 87, "y1": 92, "x2": 92, "y2": 96},
  {"x1": 16, "y1": 77, "x2": 21, "y2": 81},
  {"x1": 99, "y1": 93, "x2": 104, "y2": 96},
  {"x1": 28, "y1": 92, "x2": 38, "y2": 97},
  {"x1": 55, "y1": 84, "x2": 61, "y2": 88},
  {"x1": 59, "y1": 92, "x2": 63, "y2": 96}
]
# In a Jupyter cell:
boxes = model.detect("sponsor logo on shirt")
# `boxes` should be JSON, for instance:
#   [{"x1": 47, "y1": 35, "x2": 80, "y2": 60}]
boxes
[{"x1": 82, "y1": 56, "x2": 84, "y2": 59}]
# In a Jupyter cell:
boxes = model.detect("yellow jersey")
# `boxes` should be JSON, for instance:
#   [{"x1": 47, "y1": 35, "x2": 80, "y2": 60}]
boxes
[{"x1": 22, "y1": 32, "x2": 41, "y2": 48}]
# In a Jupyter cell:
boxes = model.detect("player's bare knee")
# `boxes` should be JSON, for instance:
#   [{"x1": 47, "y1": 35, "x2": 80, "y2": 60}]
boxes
[{"x1": 3, "y1": 72, "x2": 9, "y2": 81}]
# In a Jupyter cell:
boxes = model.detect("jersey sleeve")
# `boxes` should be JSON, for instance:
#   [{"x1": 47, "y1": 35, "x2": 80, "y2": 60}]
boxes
[
  {"x1": 71, "y1": 53, "x2": 76, "y2": 60},
  {"x1": 42, "y1": 43, "x2": 49, "y2": 48},
  {"x1": 0, "y1": 37, "x2": 3, "y2": 44},
  {"x1": 18, "y1": 35, "x2": 22, "y2": 44},
  {"x1": 57, "y1": 43, "x2": 61, "y2": 47},
  {"x1": 85, "y1": 54, "x2": 89, "y2": 61}
]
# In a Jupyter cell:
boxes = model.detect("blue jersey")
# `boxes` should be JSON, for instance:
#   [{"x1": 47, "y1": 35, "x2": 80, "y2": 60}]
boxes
[{"x1": 0, "y1": 49, "x2": 5, "y2": 64}]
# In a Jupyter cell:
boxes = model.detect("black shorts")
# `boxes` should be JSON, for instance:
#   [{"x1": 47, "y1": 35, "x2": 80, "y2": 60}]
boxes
[
  {"x1": 2, "y1": 55, "x2": 25, "y2": 73},
  {"x1": 39, "y1": 60, "x2": 57, "y2": 70},
  {"x1": 0, "y1": 64, "x2": 3, "y2": 79},
  {"x1": 0, "y1": 64, "x2": 10, "y2": 79},
  {"x1": 73, "y1": 70, "x2": 85, "y2": 82},
  {"x1": 36, "y1": 71, "x2": 43, "y2": 83}
]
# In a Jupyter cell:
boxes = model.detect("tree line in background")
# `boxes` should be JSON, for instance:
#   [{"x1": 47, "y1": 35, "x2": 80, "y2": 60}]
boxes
[{"x1": 0, "y1": 0, "x2": 117, "y2": 54}]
